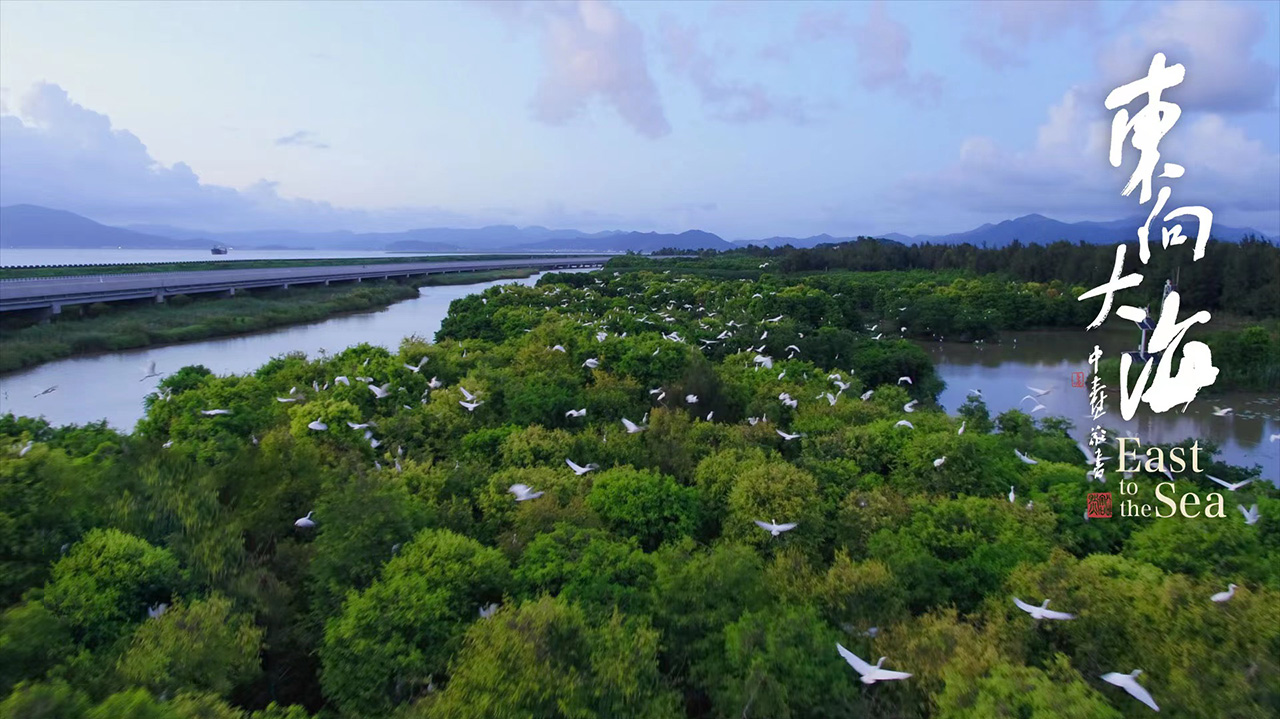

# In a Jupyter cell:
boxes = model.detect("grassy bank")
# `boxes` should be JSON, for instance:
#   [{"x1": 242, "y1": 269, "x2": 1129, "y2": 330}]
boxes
[
  {"x1": 0, "y1": 254, "x2": 578, "y2": 279},
  {"x1": 0, "y1": 268, "x2": 535, "y2": 373}
]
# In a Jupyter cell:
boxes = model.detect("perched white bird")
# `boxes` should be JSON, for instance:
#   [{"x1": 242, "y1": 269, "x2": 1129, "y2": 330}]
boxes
[
  {"x1": 1008, "y1": 486, "x2": 1016, "y2": 503},
  {"x1": 897, "y1": 376, "x2": 912, "y2": 385},
  {"x1": 1211, "y1": 406, "x2": 1233, "y2": 416},
  {"x1": 754, "y1": 519, "x2": 798, "y2": 536},
  {"x1": 295, "y1": 511, "x2": 316, "y2": 528},
  {"x1": 308, "y1": 419, "x2": 328, "y2": 431},
  {"x1": 836, "y1": 644, "x2": 912, "y2": 685},
  {"x1": 565, "y1": 408, "x2": 587, "y2": 418},
  {"x1": 18, "y1": 441, "x2": 33, "y2": 457},
  {"x1": 621, "y1": 417, "x2": 646, "y2": 433},
  {"x1": 1014, "y1": 449, "x2": 1038, "y2": 465},
  {"x1": 861, "y1": 390, "x2": 874, "y2": 401},
  {"x1": 479, "y1": 603, "x2": 499, "y2": 619},
  {"x1": 369, "y1": 383, "x2": 391, "y2": 399},
  {"x1": 550, "y1": 344, "x2": 566, "y2": 353},
  {"x1": 1013, "y1": 597, "x2": 1075, "y2": 620},
  {"x1": 1207, "y1": 475, "x2": 1252, "y2": 491},
  {"x1": 459, "y1": 400, "x2": 484, "y2": 412},
  {"x1": 776, "y1": 429, "x2": 802, "y2": 441},
  {"x1": 201, "y1": 409, "x2": 232, "y2": 416},
  {"x1": 565, "y1": 459, "x2": 598, "y2": 475},
  {"x1": 706, "y1": 411, "x2": 714, "y2": 421},
  {"x1": 685, "y1": 394, "x2": 699, "y2": 404},
  {"x1": 904, "y1": 400, "x2": 918, "y2": 413},
  {"x1": 895, "y1": 420, "x2": 914, "y2": 429},
  {"x1": 582, "y1": 358, "x2": 600, "y2": 369},
  {"x1": 508, "y1": 484, "x2": 544, "y2": 501},
  {"x1": 1026, "y1": 385, "x2": 1051, "y2": 397},
  {"x1": 1238, "y1": 504, "x2": 1260, "y2": 525},
  {"x1": 933, "y1": 456, "x2": 947, "y2": 468},
  {"x1": 957, "y1": 421, "x2": 965, "y2": 435},
  {"x1": 1101, "y1": 670, "x2": 1159, "y2": 712},
  {"x1": 147, "y1": 603, "x2": 169, "y2": 620},
  {"x1": 1210, "y1": 583, "x2": 1237, "y2": 603}
]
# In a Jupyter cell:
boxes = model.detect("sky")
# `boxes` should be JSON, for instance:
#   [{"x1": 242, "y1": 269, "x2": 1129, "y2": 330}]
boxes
[{"x1": 1, "y1": 0, "x2": 1277, "y2": 239}]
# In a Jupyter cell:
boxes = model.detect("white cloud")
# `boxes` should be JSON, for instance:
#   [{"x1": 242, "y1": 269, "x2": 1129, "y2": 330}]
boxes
[
  {"x1": 0, "y1": 83, "x2": 472, "y2": 232},
  {"x1": 1097, "y1": 0, "x2": 1279, "y2": 113},
  {"x1": 659, "y1": 19, "x2": 809, "y2": 124},
  {"x1": 965, "y1": 0, "x2": 1101, "y2": 70},
  {"x1": 796, "y1": 2, "x2": 942, "y2": 105},
  {"x1": 894, "y1": 85, "x2": 1280, "y2": 234},
  {"x1": 495, "y1": 0, "x2": 670, "y2": 138}
]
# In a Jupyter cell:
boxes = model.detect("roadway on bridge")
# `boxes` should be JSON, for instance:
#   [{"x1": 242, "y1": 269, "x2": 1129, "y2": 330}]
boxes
[{"x1": 0, "y1": 256, "x2": 607, "y2": 312}]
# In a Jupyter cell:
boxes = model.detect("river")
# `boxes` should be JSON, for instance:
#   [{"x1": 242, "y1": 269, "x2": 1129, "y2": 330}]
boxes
[
  {"x1": 0, "y1": 272, "x2": 560, "y2": 429},
  {"x1": 922, "y1": 330, "x2": 1279, "y2": 479},
  {"x1": 2, "y1": 283, "x2": 1276, "y2": 478}
]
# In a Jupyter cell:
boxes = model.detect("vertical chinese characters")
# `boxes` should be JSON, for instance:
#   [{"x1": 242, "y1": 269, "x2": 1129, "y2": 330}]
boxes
[
  {"x1": 1079, "y1": 53, "x2": 1218, "y2": 421},
  {"x1": 1088, "y1": 345, "x2": 1107, "y2": 482}
]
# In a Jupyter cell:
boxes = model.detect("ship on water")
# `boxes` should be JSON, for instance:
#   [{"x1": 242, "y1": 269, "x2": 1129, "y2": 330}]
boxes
[{"x1": 211, "y1": 245, "x2": 229, "y2": 255}]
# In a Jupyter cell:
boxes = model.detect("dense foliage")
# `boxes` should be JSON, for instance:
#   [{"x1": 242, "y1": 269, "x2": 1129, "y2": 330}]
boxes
[{"x1": 2, "y1": 266, "x2": 1277, "y2": 718}]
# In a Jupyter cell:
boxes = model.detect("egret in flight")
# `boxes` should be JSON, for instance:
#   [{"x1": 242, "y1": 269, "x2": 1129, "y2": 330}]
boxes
[{"x1": 836, "y1": 644, "x2": 912, "y2": 685}]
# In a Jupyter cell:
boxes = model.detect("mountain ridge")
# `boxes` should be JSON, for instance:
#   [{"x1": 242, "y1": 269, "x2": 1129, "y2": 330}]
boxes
[{"x1": 1, "y1": 205, "x2": 1272, "y2": 254}]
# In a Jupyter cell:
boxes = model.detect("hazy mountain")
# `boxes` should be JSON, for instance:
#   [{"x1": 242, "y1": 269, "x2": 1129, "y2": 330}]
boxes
[
  {"x1": 879, "y1": 213, "x2": 1273, "y2": 247},
  {"x1": 6, "y1": 205, "x2": 1272, "y2": 255},
  {"x1": 0, "y1": 204, "x2": 208, "y2": 249}
]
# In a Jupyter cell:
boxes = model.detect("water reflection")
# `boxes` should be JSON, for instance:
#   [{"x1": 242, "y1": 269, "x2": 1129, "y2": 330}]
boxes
[
  {"x1": 924, "y1": 330, "x2": 1280, "y2": 477},
  {"x1": 0, "y1": 272, "x2": 561, "y2": 430}
]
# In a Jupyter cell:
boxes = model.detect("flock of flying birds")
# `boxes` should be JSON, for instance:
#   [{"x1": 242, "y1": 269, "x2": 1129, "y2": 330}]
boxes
[{"x1": 13, "y1": 273, "x2": 1276, "y2": 708}]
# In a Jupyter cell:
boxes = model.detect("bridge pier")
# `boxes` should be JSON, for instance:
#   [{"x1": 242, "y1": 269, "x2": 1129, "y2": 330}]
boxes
[{"x1": 155, "y1": 292, "x2": 165, "y2": 304}]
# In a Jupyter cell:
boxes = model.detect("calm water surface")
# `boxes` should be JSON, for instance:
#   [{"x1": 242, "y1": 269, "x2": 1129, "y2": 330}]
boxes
[
  {"x1": 922, "y1": 330, "x2": 1280, "y2": 479},
  {"x1": 0, "y1": 273, "x2": 562, "y2": 429},
  {"x1": 0, "y1": 248, "x2": 578, "y2": 267}
]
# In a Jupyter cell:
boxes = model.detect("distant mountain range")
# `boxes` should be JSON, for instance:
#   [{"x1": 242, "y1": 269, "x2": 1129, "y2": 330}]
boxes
[
  {"x1": 742, "y1": 213, "x2": 1273, "y2": 248},
  {"x1": 0, "y1": 204, "x2": 1272, "y2": 255}
]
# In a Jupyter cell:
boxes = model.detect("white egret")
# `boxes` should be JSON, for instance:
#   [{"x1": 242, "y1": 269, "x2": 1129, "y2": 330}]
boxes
[
  {"x1": 479, "y1": 603, "x2": 499, "y2": 619},
  {"x1": 201, "y1": 409, "x2": 231, "y2": 416},
  {"x1": 18, "y1": 441, "x2": 33, "y2": 457},
  {"x1": 1026, "y1": 385, "x2": 1051, "y2": 397},
  {"x1": 621, "y1": 417, "x2": 646, "y2": 434},
  {"x1": 1211, "y1": 406, "x2": 1233, "y2": 416},
  {"x1": 565, "y1": 408, "x2": 587, "y2": 418},
  {"x1": 933, "y1": 456, "x2": 946, "y2": 468},
  {"x1": 582, "y1": 358, "x2": 600, "y2": 369},
  {"x1": 277, "y1": 397, "x2": 298, "y2": 403},
  {"x1": 141, "y1": 361, "x2": 161, "y2": 381},
  {"x1": 368, "y1": 383, "x2": 391, "y2": 399},
  {"x1": 1100, "y1": 670, "x2": 1159, "y2": 712},
  {"x1": 685, "y1": 394, "x2": 699, "y2": 404},
  {"x1": 1014, "y1": 449, "x2": 1038, "y2": 465},
  {"x1": 1210, "y1": 584, "x2": 1237, "y2": 603},
  {"x1": 1008, "y1": 486, "x2": 1016, "y2": 503},
  {"x1": 459, "y1": 386, "x2": 477, "y2": 401},
  {"x1": 754, "y1": 519, "x2": 798, "y2": 536},
  {"x1": 334, "y1": 376, "x2": 350, "y2": 386},
  {"x1": 1013, "y1": 597, "x2": 1075, "y2": 620},
  {"x1": 897, "y1": 376, "x2": 912, "y2": 385},
  {"x1": 508, "y1": 484, "x2": 544, "y2": 501},
  {"x1": 776, "y1": 429, "x2": 802, "y2": 441},
  {"x1": 308, "y1": 419, "x2": 328, "y2": 431},
  {"x1": 565, "y1": 459, "x2": 598, "y2": 475},
  {"x1": 295, "y1": 511, "x2": 316, "y2": 528},
  {"x1": 904, "y1": 400, "x2": 918, "y2": 413},
  {"x1": 147, "y1": 603, "x2": 169, "y2": 620},
  {"x1": 1238, "y1": 504, "x2": 1259, "y2": 525},
  {"x1": 861, "y1": 390, "x2": 874, "y2": 401},
  {"x1": 958, "y1": 421, "x2": 965, "y2": 435},
  {"x1": 836, "y1": 644, "x2": 912, "y2": 684},
  {"x1": 895, "y1": 420, "x2": 914, "y2": 429},
  {"x1": 347, "y1": 421, "x2": 373, "y2": 429},
  {"x1": 459, "y1": 400, "x2": 484, "y2": 412},
  {"x1": 1207, "y1": 475, "x2": 1252, "y2": 491}
]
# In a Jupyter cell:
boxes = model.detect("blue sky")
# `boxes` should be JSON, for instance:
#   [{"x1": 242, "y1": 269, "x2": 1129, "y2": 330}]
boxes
[{"x1": 1, "y1": 0, "x2": 1277, "y2": 238}]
